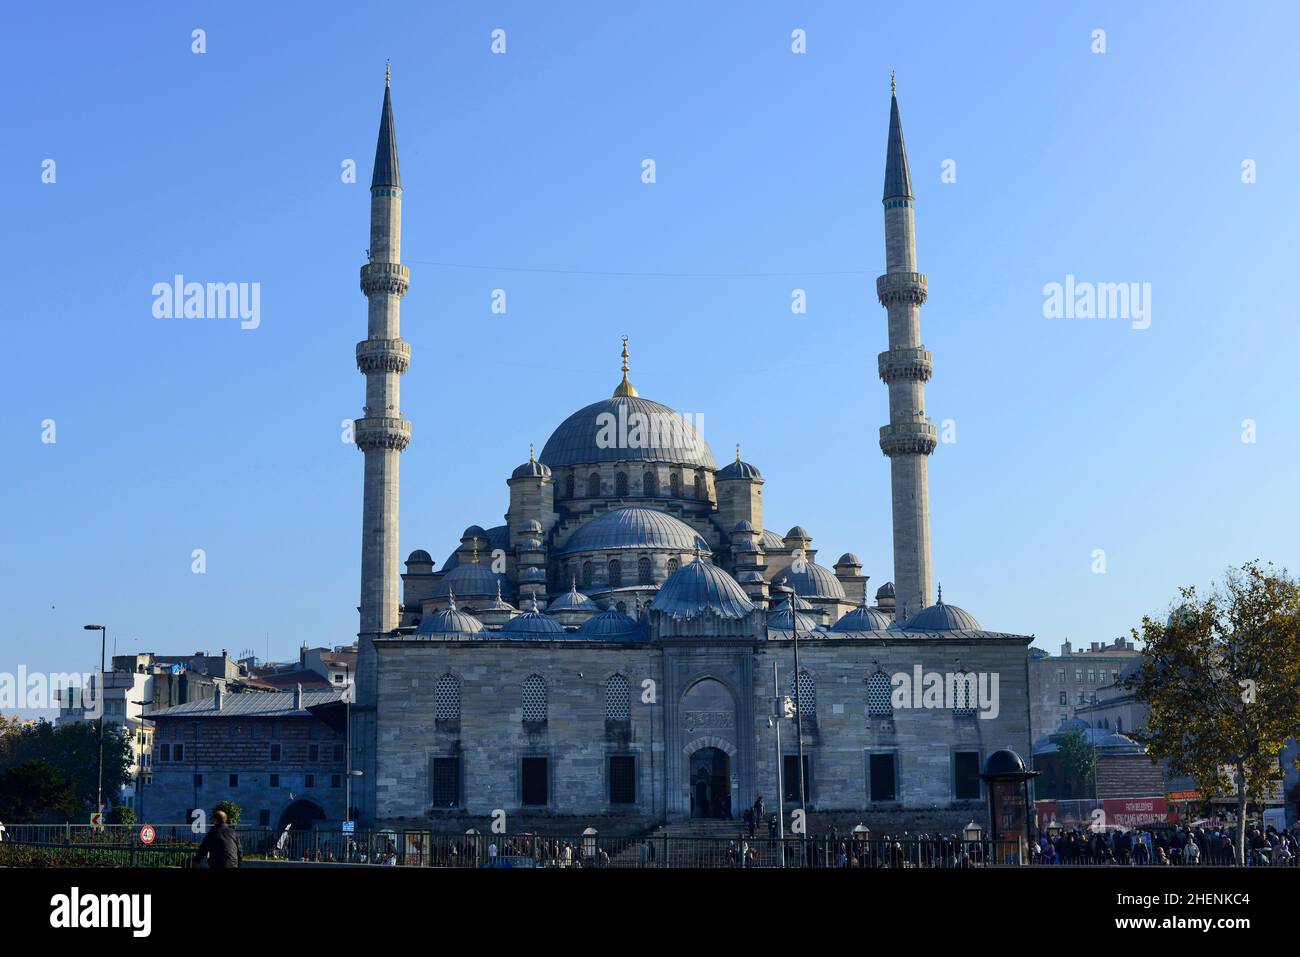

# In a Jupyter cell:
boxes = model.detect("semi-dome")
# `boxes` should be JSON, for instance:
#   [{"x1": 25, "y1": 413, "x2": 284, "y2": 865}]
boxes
[
  {"x1": 576, "y1": 607, "x2": 643, "y2": 639},
  {"x1": 442, "y1": 525, "x2": 508, "y2": 573},
  {"x1": 895, "y1": 588, "x2": 980, "y2": 632},
  {"x1": 539, "y1": 395, "x2": 716, "y2": 469},
  {"x1": 414, "y1": 598, "x2": 485, "y2": 637},
  {"x1": 771, "y1": 561, "x2": 846, "y2": 600},
  {"x1": 650, "y1": 559, "x2": 755, "y2": 620},
  {"x1": 432, "y1": 562, "x2": 506, "y2": 600},
  {"x1": 831, "y1": 603, "x2": 893, "y2": 632},
  {"x1": 558, "y1": 506, "x2": 710, "y2": 555}
]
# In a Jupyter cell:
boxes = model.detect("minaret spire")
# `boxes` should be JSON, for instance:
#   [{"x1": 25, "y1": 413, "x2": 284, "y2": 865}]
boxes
[
  {"x1": 613, "y1": 335, "x2": 638, "y2": 397},
  {"x1": 876, "y1": 78, "x2": 935, "y2": 620},
  {"x1": 353, "y1": 68, "x2": 412, "y2": 826}
]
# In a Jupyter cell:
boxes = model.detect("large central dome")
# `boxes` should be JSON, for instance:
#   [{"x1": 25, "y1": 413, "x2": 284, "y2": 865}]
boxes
[{"x1": 539, "y1": 395, "x2": 717, "y2": 469}]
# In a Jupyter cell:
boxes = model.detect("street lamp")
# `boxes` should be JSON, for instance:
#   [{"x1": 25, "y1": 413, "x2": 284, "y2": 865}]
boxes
[
  {"x1": 84, "y1": 625, "x2": 107, "y2": 818},
  {"x1": 770, "y1": 585, "x2": 807, "y2": 829}
]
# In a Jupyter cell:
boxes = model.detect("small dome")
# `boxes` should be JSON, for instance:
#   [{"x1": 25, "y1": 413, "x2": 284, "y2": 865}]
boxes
[
  {"x1": 511, "y1": 456, "x2": 552, "y2": 480},
  {"x1": 432, "y1": 563, "x2": 506, "y2": 600},
  {"x1": 718, "y1": 459, "x2": 762, "y2": 481},
  {"x1": 836, "y1": 553, "x2": 861, "y2": 567},
  {"x1": 442, "y1": 525, "x2": 508, "y2": 573},
  {"x1": 876, "y1": 581, "x2": 896, "y2": 599},
  {"x1": 771, "y1": 594, "x2": 813, "y2": 611},
  {"x1": 897, "y1": 592, "x2": 981, "y2": 632},
  {"x1": 760, "y1": 529, "x2": 786, "y2": 549},
  {"x1": 414, "y1": 600, "x2": 484, "y2": 636},
  {"x1": 548, "y1": 583, "x2": 600, "y2": 612},
  {"x1": 984, "y1": 749, "x2": 1027, "y2": 776},
  {"x1": 518, "y1": 519, "x2": 543, "y2": 535},
  {"x1": 737, "y1": 571, "x2": 765, "y2": 584},
  {"x1": 519, "y1": 567, "x2": 546, "y2": 582},
  {"x1": 771, "y1": 562, "x2": 846, "y2": 600},
  {"x1": 767, "y1": 604, "x2": 819, "y2": 633},
  {"x1": 406, "y1": 549, "x2": 433, "y2": 565},
  {"x1": 576, "y1": 607, "x2": 643, "y2": 639},
  {"x1": 784, "y1": 526, "x2": 810, "y2": 542},
  {"x1": 732, "y1": 520, "x2": 759, "y2": 534},
  {"x1": 462, "y1": 524, "x2": 487, "y2": 541},
  {"x1": 831, "y1": 604, "x2": 893, "y2": 632},
  {"x1": 650, "y1": 559, "x2": 755, "y2": 620},
  {"x1": 500, "y1": 606, "x2": 566, "y2": 637},
  {"x1": 559, "y1": 506, "x2": 710, "y2": 555}
]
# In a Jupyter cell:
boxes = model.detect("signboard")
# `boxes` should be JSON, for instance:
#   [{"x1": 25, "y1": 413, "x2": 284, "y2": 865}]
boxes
[
  {"x1": 89, "y1": 812, "x2": 104, "y2": 833},
  {"x1": 341, "y1": 821, "x2": 355, "y2": 834},
  {"x1": 1036, "y1": 797, "x2": 1172, "y2": 830},
  {"x1": 139, "y1": 825, "x2": 156, "y2": 845},
  {"x1": 1102, "y1": 797, "x2": 1169, "y2": 828}
]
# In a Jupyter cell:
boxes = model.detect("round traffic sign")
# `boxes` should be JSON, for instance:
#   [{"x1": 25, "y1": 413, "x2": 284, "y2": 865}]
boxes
[{"x1": 139, "y1": 825, "x2": 156, "y2": 845}]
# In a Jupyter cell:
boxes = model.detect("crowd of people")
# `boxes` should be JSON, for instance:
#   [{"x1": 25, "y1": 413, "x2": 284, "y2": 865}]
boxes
[{"x1": 1034, "y1": 823, "x2": 1299, "y2": 866}]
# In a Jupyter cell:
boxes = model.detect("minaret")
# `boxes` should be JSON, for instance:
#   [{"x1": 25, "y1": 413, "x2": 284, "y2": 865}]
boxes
[
  {"x1": 877, "y1": 74, "x2": 935, "y2": 621},
  {"x1": 353, "y1": 64, "x2": 410, "y2": 825}
]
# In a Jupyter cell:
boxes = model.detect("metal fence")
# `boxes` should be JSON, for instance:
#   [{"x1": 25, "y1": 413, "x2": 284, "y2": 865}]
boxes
[{"x1": 1, "y1": 824, "x2": 1293, "y2": 868}]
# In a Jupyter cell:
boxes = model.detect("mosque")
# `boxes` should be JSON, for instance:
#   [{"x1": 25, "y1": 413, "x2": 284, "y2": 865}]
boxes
[{"x1": 348, "y1": 71, "x2": 1034, "y2": 830}]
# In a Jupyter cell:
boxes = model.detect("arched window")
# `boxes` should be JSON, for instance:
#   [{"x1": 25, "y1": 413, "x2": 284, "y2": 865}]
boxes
[
  {"x1": 642, "y1": 471, "x2": 657, "y2": 497},
  {"x1": 670, "y1": 472, "x2": 681, "y2": 497},
  {"x1": 666, "y1": 558, "x2": 679, "y2": 575},
  {"x1": 587, "y1": 472, "x2": 601, "y2": 497},
  {"x1": 951, "y1": 670, "x2": 977, "y2": 716},
  {"x1": 615, "y1": 472, "x2": 628, "y2": 497},
  {"x1": 582, "y1": 561, "x2": 593, "y2": 587},
  {"x1": 790, "y1": 670, "x2": 816, "y2": 716},
  {"x1": 564, "y1": 473, "x2": 575, "y2": 499},
  {"x1": 435, "y1": 673, "x2": 461, "y2": 723},
  {"x1": 522, "y1": 675, "x2": 547, "y2": 723},
  {"x1": 694, "y1": 473, "x2": 705, "y2": 500},
  {"x1": 867, "y1": 671, "x2": 893, "y2": 717},
  {"x1": 637, "y1": 555, "x2": 653, "y2": 585},
  {"x1": 608, "y1": 559, "x2": 622, "y2": 587},
  {"x1": 605, "y1": 674, "x2": 631, "y2": 722}
]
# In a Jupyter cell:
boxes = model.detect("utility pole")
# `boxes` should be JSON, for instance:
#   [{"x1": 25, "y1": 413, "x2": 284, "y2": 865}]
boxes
[{"x1": 83, "y1": 625, "x2": 107, "y2": 816}]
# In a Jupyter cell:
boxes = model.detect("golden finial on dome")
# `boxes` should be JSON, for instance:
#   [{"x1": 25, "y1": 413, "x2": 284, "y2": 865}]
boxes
[
  {"x1": 471, "y1": 535, "x2": 480, "y2": 564},
  {"x1": 613, "y1": 335, "x2": 639, "y2": 397}
]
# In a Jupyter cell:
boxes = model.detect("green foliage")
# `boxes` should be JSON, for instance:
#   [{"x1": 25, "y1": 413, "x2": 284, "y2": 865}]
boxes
[
  {"x1": 107, "y1": 805, "x2": 136, "y2": 826},
  {"x1": 213, "y1": 799, "x2": 242, "y2": 827},
  {"x1": 0, "y1": 719, "x2": 133, "y2": 818},
  {"x1": 1123, "y1": 561, "x2": 1300, "y2": 863},
  {"x1": 0, "y1": 759, "x2": 77, "y2": 821},
  {"x1": 1051, "y1": 728, "x2": 1097, "y2": 798}
]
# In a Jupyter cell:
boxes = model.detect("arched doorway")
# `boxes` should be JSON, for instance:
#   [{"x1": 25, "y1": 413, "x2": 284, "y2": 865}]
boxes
[
  {"x1": 690, "y1": 747, "x2": 731, "y2": 818},
  {"x1": 277, "y1": 798, "x2": 326, "y2": 832}
]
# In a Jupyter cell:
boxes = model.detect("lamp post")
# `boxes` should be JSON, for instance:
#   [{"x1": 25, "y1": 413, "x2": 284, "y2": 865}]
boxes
[
  {"x1": 768, "y1": 661, "x2": 785, "y2": 866},
  {"x1": 83, "y1": 625, "x2": 107, "y2": 817},
  {"x1": 771, "y1": 585, "x2": 807, "y2": 830}
]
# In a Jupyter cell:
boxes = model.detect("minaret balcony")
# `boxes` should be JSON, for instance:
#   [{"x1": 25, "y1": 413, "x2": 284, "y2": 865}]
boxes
[
  {"x1": 876, "y1": 271, "x2": 928, "y2": 306},
  {"x1": 354, "y1": 416, "x2": 412, "y2": 452},
  {"x1": 879, "y1": 420, "x2": 938, "y2": 457},
  {"x1": 878, "y1": 347, "x2": 932, "y2": 383},
  {"x1": 359, "y1": 262, "x2": 410, "y2": 298},
  {"x1": 356, "y1": 338, "x2": 411, "y2": 375}
]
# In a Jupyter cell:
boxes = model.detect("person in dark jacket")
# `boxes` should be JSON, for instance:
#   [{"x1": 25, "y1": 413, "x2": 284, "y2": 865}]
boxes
[{"x1": 194, "y1": 809, "x2": 242, "y2": 868}]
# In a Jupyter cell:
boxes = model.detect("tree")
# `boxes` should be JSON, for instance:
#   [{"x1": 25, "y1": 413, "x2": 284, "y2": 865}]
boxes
[
  {"x1": 214, "y1": 800, "x2": 241, "y2": 827},
  {"x1": 1123, "y1": 561, "x2": 1300, "y2": 864},
  {"x1": 107, "y1": 805, "x2": 136, "y2": 826},
  {"x1": 1052, "y1": 727, "x2": 1097, "y2": 799},
  {"x1": 0, "y1": 759, "x2": 77, "y2": 821},
  {"x1": 0, "y1": 719, "x2": 132, "y2": 818}
]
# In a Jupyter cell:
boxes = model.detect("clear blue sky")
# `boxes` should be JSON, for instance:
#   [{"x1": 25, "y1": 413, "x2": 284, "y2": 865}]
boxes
[{"x1": 3, "y1": 1, "x2": 1298, "y2": 709}]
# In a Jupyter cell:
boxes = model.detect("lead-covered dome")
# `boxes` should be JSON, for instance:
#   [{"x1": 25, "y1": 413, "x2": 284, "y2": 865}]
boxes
[
  {"x1": 650, "y1": 559, "x2": 755, "y2": 620},
  {"x1": 576, "y1": 607, "x2": 644, "y2": 640},
  {"x1": 558, "y1": 506, "x2": 711, "y2": 555},
  {"x1": 539, "y1": 395, "x2": 716, "y2": 469},
  {"x1": 832, "y1": 603, "x2": 893, "y2": 632},
  {"x1": 771, "y1": 561, "x2": 846, "y2": 600},
  {"x1": 432, "y1": 562, "x2": 507, "y2": 600},
  {"x1": 414, "y1": 599, "x2": 485, "y2": 637},
  {"x1": 895, "y1": 592, "x2": 981, "y2": 632}
]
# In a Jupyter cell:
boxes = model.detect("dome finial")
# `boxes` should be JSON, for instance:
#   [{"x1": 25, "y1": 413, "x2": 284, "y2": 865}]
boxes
[
  {"x1": 471, "y1": 536, "x2": 480, "y2": 564},
  {"x1": 529, "y1": 443, "x2": 535, "y2": 464},
  {"x1": 936, "y1": 583, "x2": 943, "y2": 604},
  {"x1": 495, "y1": 580, "x2": 503, "y2": 602},
  {"x1": 448, "y1": 589, "x2": 457, "y2": 612},
  {"x1": 613, "y1": 335, "x2": 639, "y2": 397},
  {"x1": 386, "y1": 60, "x2": 391, "y2": 87},
  {"x1": 736, "y1": 443, "x2": 742, "y2": 464}
]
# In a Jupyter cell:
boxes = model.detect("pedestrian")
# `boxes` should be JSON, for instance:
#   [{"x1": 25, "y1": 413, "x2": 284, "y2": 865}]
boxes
[{"x1": 194, "y1": 808, "x2": 242, "y2": 869}]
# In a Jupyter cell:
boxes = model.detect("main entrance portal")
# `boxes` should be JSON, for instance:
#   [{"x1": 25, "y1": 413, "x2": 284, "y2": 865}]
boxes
[{"x1": 690, "y1": 747, "x2": 731, "y2": 818}]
